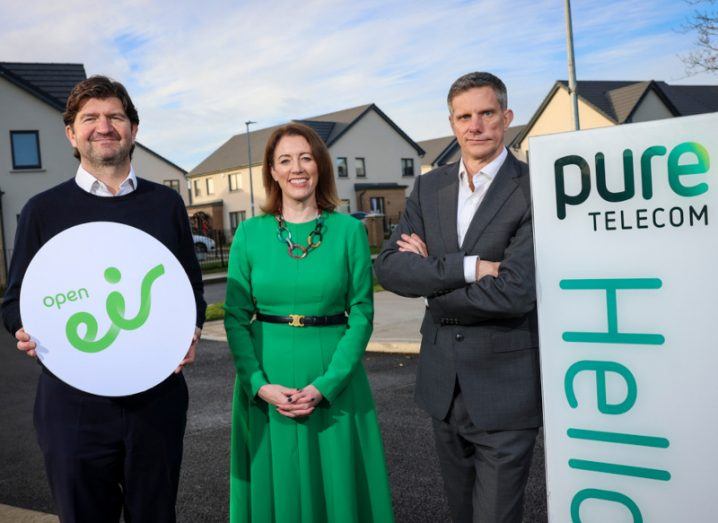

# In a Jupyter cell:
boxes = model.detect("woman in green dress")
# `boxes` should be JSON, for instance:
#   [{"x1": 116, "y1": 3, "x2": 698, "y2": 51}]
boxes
[{"x1": 224, "y1": 123, "x2": 394, "y2": 522}]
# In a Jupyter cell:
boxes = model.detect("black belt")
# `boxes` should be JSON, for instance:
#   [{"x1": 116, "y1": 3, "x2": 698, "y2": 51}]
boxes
[{"x1": 256, "y1": 312, "x2": 347, "y2": 327}]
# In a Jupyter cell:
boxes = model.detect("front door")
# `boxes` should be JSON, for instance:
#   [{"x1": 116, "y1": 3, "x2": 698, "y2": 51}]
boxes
[{"x1": 369, "y1": 196, "x2": 387, "y2": 232}]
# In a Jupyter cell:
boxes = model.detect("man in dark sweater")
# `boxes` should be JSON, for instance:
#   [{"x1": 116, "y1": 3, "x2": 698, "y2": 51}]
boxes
[{"x1": 1, "y1": 76, "x2": 206, "y2": 522}]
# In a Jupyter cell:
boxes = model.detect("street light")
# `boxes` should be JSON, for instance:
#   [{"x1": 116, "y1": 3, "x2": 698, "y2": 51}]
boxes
[
  {"x1": 564, "y1": 0, "x2": 580, "y2": 131},
  {"x1": 245, "y1": 120, "x2": 257, "y2": 217}
]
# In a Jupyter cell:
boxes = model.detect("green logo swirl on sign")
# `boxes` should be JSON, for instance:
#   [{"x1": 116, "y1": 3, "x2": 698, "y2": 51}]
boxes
[{"x1": 65, "y1": 264, "x2": 165, "y2": 353}]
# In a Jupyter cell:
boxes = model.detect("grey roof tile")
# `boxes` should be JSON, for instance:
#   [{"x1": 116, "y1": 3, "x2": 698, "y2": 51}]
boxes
[
  {"x1": 305, "y1": 104, "x2": 372, "y2": 142},
  {"x1": 514, "y1": 80, "x2": 718, "y2": 148},
  {"x1": 558, "y1": 80, "x2": 637, "y2": 122},
  {"x1": 504, "y1": 125, "x2": 526, "y2": 147},
  {"x1": 190, "y1": 103, "x2": 424, "y2": 176},
  {"x1": 0, "y1": 62, "x2": 86, "y2": 107},
  {"x1": 189, "y1": 125, "x2": 280, "y2": 176},
  {"x1": 655, "y1": 82, "x2": 718, "y2": 115},
  {"x1": 556, "y1": 80, "x2": 718, "y2": 122},
  {"x1": 417, "y1": 136, "x2": 455, "y2": 165},
  {"x1": 605, "y1": 82, "x2": 652, "y2": 123},
  {"x1": 294, "y1": 119, "x2": 336, "y2": 142}
]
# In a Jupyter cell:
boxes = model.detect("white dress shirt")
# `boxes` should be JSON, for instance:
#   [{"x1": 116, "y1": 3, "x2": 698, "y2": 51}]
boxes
[
  {"x1": 458, "y1": 147, "x2": 508, "y2": 282},
  {"x1": 74, "y1": 165, "x2": 137, "y2": 197}
]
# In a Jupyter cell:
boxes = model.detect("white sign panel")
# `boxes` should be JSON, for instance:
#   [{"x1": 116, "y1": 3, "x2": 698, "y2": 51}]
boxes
[
  {"x1": 529, "y1": 113, "x2": 717, "y2": 522},
  {"x1": 20, "y1": 222, "x2": 196, "y2": 396}
]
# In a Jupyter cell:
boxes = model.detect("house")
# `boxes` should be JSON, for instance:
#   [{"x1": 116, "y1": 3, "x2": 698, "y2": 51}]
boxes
[
  {"x1": 418, "y1": 125, "x2": 526, "y2": 173},
  {"x1": 0, "y1": 62, "x2": 189, "y2": 284},
  {"x1": 512, "y1": 80, "x2": 718, "y2": 159},
  {"x1": 187, "y1": 104, "x2": 425, "y2": 236}
]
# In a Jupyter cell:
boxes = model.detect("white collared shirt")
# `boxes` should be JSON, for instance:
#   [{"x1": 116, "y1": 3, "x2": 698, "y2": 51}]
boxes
[
  {"x1": 458, "y1": 147, "x2": 508, "y2": 282},
  {"x1": 75, "y1": 165, "x2": 137, "y2": 197}
]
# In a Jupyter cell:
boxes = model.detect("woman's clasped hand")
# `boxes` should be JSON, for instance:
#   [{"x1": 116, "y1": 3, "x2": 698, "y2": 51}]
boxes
[{"x1": 258, "y1": 383, "x2": 324, "y2": 418}]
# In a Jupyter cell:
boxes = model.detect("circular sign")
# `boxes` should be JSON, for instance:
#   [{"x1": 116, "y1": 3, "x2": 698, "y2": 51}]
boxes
[{"x1": 20, "y1": 222, "x2": 197, "y2": 396}]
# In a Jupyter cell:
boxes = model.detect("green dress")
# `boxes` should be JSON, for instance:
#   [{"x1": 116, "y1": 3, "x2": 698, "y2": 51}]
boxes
[{"x1": 224, "y1": 212, "x2": 394, "y2": 523}]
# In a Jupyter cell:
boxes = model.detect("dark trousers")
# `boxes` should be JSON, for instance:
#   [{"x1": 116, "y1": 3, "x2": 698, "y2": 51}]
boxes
[
  {"x1": 432, "y1": 385, "x2": 538, "y2": 523},
  {"x1": 34, "y1": 369, "x2": 189, "y2": 523}
]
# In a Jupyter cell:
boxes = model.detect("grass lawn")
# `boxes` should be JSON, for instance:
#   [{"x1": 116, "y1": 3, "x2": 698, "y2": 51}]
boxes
[{"x1": 205, "y1": 302, "x2": 225, "y2": 321}]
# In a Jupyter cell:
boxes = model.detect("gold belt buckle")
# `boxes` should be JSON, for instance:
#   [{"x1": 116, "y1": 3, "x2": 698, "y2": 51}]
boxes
[{"x1": 288, "y1": 314, "x2": 305, "y2": 327}]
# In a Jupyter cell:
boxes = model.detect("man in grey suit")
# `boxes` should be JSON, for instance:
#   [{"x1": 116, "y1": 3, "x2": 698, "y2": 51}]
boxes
[{"x1": 375, "y1": 72, "x2": 540, "y2": 522}]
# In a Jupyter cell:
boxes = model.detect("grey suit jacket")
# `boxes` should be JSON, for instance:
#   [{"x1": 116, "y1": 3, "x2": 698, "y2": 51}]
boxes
[{"x1": 374, "y1": 152, "x2": 541, "y2": 430}]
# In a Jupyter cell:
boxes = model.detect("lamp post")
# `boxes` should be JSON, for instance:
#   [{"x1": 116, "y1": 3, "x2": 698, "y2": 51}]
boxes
[
  {"x1": 245, "y1": 120, "x2": 257, "y2": 217},
  {"x1": 564, "y1": 0, "x2": 580, "y2": 131}
]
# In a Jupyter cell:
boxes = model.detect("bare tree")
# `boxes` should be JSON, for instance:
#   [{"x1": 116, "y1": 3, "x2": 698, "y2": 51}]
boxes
[{"x1": 683, "y1": 0, "x2": 718, "y2": 73}]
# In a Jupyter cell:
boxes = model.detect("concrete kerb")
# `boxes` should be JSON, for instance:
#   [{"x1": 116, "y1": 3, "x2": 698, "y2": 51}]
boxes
[
  {"x1": 202, "y1": 272, "x2": 227, "y2": 284},
  {"x1": 0, "y1": 504, "x2": 58, "y2": 522},
  {"x1": 366, "y1": 341, "x2": 420, "y2": 354}
]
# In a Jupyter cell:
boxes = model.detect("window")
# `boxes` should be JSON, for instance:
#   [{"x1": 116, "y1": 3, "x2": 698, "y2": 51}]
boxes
[
  {"x1": 229, "y1": 173, "x2": 240, "y2": 191},
  {"x1": 193, "y1": 179, "x2": 202, "y2": 197},
  {"x1": 163, "y1": 179, "x2": 180, "y2": 192},
  {"x1": 336, "y1": 157, "x2": 348, "y2": 178},
  {"x1": 229, "y1": 211, "x2": 246, "y2": 233},
  {"x1": 355, "y1": 157, "x2": 366, "y2": 178},
  {"x1": 401, "y1": 158, "x2": 415, "y2": 177},
  {"x1": 206, "y1": 177, "x2": 215, "y2": 195},
  {"x1": 10, "y1": 131, "x2": 41, "y2": 169}
]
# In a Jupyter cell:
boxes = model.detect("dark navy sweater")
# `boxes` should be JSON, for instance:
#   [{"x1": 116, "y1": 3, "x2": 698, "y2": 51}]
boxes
[{"x1": 1, "y1": 178, "x2": 206, "y2": 336}]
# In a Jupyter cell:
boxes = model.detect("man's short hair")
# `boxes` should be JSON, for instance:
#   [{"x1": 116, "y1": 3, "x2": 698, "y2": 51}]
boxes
[
  {"x1": 63, "y1": 75, "x2": 139, "y2": 159},
  {"x1": 447, "y1": 72, "x2": 508, "y2": 112}
]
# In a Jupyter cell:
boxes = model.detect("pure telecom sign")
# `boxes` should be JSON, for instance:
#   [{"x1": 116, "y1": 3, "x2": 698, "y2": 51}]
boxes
[
  {"x1": 20, "y1": 222, "x2": 196, "y2": 396},
  {"x1": 529, "y1": 112, "x2": 717, "y2": 522}
]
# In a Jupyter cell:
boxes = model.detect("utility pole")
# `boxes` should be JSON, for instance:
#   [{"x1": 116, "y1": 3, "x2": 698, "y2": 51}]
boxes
[
  {"x1": 565, "y1": 0, "x2": 580, "y2": 131},
  {"x1": 245, "y1": 121, "x2": 257, "y2": 217}
]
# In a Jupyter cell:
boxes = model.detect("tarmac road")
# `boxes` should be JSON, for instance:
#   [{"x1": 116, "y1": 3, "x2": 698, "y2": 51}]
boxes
[
  {"x1": 203, "y1": 280, "x2": 227, "y2": 305},
  {"x1": 0, "y1": 336, "x2": 547, "y2": 522}
]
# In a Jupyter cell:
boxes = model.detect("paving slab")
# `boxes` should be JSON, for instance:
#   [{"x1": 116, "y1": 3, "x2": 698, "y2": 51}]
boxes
[{"x1": 0, "y1": 504, "x2": 57, "y2": 522}]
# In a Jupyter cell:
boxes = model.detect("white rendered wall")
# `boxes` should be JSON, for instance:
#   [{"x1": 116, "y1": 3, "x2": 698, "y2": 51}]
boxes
[
  {"x1": 0, "y1": 78, "x2": 78, "y2": 254},
  {"x1": 628, "y1": 90, "x2": 674, "y2": 123},
  {"x1": 329, "y1": 109, "x2": 421, "y2": 211}
]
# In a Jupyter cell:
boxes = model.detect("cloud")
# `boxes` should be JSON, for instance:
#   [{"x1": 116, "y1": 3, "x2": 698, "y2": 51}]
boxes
[{"x1": 1, "y1": 0, "x2": 714, "y2": 169}]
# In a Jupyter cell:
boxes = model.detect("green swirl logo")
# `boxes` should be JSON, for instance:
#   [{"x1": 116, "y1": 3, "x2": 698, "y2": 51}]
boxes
[{"x1": 65, "y1": 264, "x2": 165, "y2": 353}]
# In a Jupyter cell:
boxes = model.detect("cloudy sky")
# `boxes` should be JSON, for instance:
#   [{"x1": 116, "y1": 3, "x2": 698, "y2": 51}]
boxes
[{"x1": 2, "y1": 0, "x2": 716, "y2": 170}]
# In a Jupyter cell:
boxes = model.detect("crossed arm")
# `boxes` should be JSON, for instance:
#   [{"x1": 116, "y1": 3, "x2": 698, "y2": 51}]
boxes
[
  {"x1": 375, "y1": 177, "x2": 470, "y2": 298},
  {"x1": 375, "y1": 177, "x2": 536, "y2": 322},
  {"x1": 397, "y1": 233, "x2": 500, "y2": 281},
  {"x1": 428, "y1": 206, "x2": 536, "y2": 322}
]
